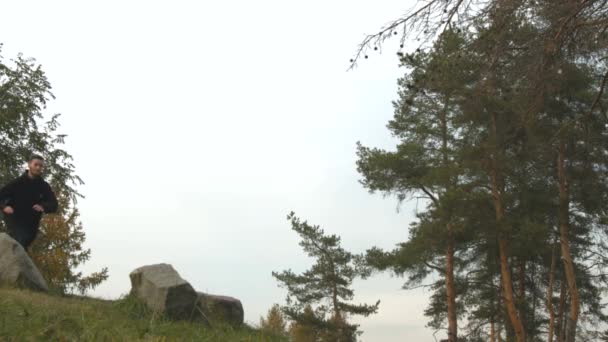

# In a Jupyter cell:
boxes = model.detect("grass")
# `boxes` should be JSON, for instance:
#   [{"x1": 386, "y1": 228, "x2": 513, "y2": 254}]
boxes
[{"x1": 0, "y1": 287, "x2": 287, "y2": 342}]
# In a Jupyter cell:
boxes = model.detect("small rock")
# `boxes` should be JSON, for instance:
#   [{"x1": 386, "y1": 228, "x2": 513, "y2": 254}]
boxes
[{"x1": 197, "y1": 292, "x2": 244, "y2": 326}]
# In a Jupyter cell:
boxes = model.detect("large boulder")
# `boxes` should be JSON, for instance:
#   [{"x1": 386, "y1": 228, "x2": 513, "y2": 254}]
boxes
[
  {"x1": 0, "y1": 233, "x2": 48, "y2": 292},
  {"x1": 197, "y1": 292, "x2": 244, "y2": 326},
  {"x1": 129, "y1": 263, "x2": 200, "y2": 321}
]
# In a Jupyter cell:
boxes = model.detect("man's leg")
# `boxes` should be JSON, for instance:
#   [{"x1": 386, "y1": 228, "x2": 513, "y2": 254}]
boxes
[
  {"x1": 6, "y1": 221, "x2": 37, "y2": 251},
  {"x1": 21, "y1": 228, "x2": 37, "y2": 250}
]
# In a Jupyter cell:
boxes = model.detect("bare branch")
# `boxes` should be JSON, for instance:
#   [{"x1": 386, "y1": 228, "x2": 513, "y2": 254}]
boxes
[
  {"x1": 348, "y1": 0, "x2": 480, "y2": 70},
  {"x1": 586, "y1": 69, "x2": 608, "y2": 121}
]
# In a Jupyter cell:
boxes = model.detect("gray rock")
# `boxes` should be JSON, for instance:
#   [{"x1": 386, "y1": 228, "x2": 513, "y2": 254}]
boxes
[
  {"x1": 129, "y1": 263, "x2": 199, "y2": 321},
  {"x1": 0, "y1": 233, "x2": 48, "y2": 292},
  {"x1": 197, "y1": 292, "x2": 244, "y2": 326}
]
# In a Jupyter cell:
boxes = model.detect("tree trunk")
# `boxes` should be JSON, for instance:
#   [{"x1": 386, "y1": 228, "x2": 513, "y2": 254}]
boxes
[
  {"x1": 489, "y1": 111, "x2": 525, "y2": 342},
  {"x1": 531, "y1": 264, "x2": 537, "y2": 340},
  {"x1": 497, "y1": 239, "x2": 526, "y2": 342},
  {"x1": 491, "y1": 320, "x2": 496, "y2": 342},
  {"x1": 518, "y1": 261, "x2": 525, "y2": 299},
  {"x1": 556, "y1": 281, "x2": 567, "y2": 342},
  {"x1": 518, "y1": 260, "x2": 526, "y2": 335},
  {"x1": 326, "y1": 255, "x2": 344, "y2": 342},
  {"x1": 563, "y1": 305, "x2": 570, "y2": 342},
  {"x1": 557, "y1": 139, "x2": 579, "y2": 342},
  {"x1": 440, "y1": 98, "x2": 458, "y2": 342},
  {"x1": 497, "y1": 276, "x2": 504, "y2": 342},
  {"x1": 547, "y1": 242, "x2": 557, "y2": 342},
  {"x1": 491, "y1": 172, "x2": 525, "y2": 341},
  {"x1": 446, "y1": 223, "x2": 457, "y2": 342}
]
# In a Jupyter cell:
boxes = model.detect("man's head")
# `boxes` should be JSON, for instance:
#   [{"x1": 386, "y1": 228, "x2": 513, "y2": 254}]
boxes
[{"x1": 28, "y1": 155, "x2": 45, "y2": 177}]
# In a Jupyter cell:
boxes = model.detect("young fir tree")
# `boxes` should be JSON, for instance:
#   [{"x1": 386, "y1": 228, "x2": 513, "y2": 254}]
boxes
[
  {"x1": 259, "y1": 304, "x2": 288, "y2": 337},
  {"x1": 288, "y1": 305, "x2": 322, "y2": 342},
  {"x1": 31, "y1": 188, "x2": 108, "y2": 294},
  {"x1": 272, "y1": 212, "x2": 379, "y2": 342},
  {"x1": 0, "y1": 45, "x2": 108, "y2": 294}
]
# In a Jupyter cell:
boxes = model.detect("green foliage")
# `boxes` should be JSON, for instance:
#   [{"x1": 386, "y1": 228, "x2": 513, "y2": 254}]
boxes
[
  {"x1": 354, "y1": 3, "x2": 608, "y2": 340},
  {"x1": 272, "y1": 212, "x2": 379, "y2": 341},
  {"x1": 0, "y1": 43, "x2": 81, "y2": 199},
  {"x1": 288, "y1": 305, "x2": 321, "y2": 342},
  {"x1": 259, "y1": 304, "x2": 288, "y2": 337},
  {"x1": 30, "y1": 189, "x2": 108, "y2": 295}
]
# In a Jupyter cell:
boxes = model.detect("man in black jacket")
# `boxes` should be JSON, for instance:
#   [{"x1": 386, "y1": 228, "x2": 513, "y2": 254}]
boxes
[{"x1": 0, "y1": 155, "x2": 58, "y2": 250}]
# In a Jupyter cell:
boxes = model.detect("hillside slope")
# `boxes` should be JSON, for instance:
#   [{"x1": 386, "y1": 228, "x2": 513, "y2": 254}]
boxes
[{"x1": 0, "y1": 287, "x2": 286, "y2": 341}]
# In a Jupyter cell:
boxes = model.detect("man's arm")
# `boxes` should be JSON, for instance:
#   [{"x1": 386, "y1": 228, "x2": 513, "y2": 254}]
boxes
[
  {"x1": 0, "y1": 178, "x2": 18, "y2": 210},
  {"x1": 39, "y1": 182, "x2": 58, "y2": 213}
]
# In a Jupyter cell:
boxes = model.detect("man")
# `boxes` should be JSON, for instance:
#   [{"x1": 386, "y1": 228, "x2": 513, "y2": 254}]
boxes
[{"x1": 0, "y1": 155, "x2": 58, "y2": 250}]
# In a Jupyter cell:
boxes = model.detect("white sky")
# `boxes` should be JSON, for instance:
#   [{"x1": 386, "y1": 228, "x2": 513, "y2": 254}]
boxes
[{"x1": 1, "y1": 1, "x2": 441, "y2": 341}]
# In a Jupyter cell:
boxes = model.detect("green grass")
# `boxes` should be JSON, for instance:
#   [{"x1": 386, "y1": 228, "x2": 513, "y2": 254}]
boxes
[{"x1": 0, "y1": 287, "x2": 287, "y2": 342}]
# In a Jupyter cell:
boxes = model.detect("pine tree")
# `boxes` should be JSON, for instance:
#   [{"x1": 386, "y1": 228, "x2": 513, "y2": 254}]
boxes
[
  {"x1": 272, "y1": 212, "x2": 380, "y2": 341},
  {"x1": 288, "y1": 305, "x2": 321, "y2": 342},
  {"x1": 352, "y1": 2, "x2": 608, "y2": 339},
  {"x1": 356, "y1": 29, "x2": 482, "y2": 341}
]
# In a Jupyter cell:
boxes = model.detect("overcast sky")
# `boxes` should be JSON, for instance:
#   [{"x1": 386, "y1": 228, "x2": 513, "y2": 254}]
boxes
[{"x1": 1, "y1": 1, "x2": 441, "y2": 340}]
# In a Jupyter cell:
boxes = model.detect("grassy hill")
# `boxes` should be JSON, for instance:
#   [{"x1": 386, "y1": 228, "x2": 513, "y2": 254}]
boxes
[{"x1": 0, "y1": 287, "x2": 287, "y2": 341}]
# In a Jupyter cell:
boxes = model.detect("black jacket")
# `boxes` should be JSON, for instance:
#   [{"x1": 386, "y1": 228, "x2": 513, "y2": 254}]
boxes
[{"x1": 0, "y1": 170, "x2": 58, "y2": 228}]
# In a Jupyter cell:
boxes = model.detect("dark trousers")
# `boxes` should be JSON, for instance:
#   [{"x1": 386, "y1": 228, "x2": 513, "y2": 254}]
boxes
[{"x1": 3, "y1": 217, "x2": 38, "y2": 250}]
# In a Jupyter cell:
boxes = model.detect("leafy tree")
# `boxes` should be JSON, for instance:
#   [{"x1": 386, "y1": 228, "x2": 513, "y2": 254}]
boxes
[
  {"x1": 0, "y1": 44, "x2": 107, "y2": 295},
  {"x1": 272, "y1": 212, "x2": 380, "y2": 341}
]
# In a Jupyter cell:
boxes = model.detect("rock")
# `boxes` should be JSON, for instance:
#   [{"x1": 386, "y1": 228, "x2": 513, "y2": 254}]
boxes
[
  {"x1": 128, "y1": 263, "x2": 243, "y2": 326},
  {"x1": 0, "y1": 233, "x2": 48, "y2": 292},
  {"x1": 129, "y1": 263, "x2": 199, "y2": 321},
  {"x1": 197, "y1": 292, "x2": 244, "y2": 326}
]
